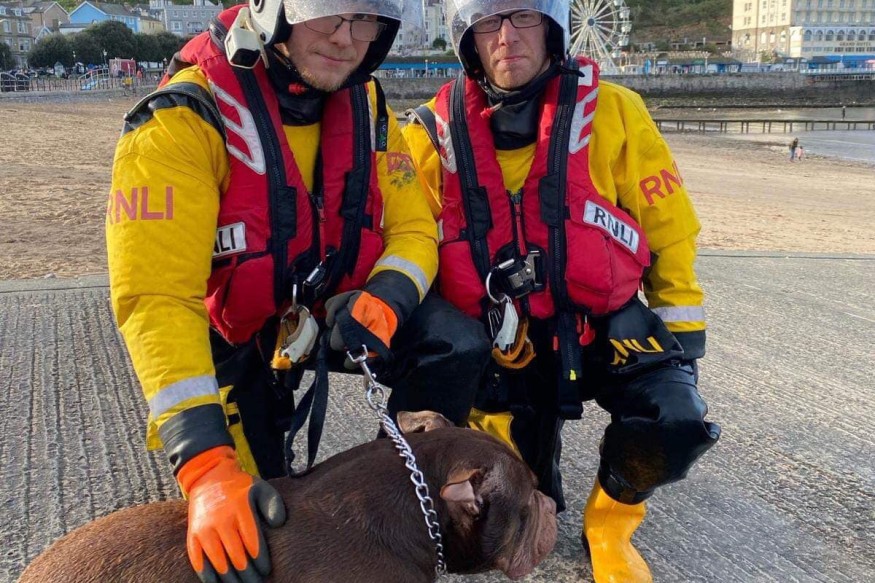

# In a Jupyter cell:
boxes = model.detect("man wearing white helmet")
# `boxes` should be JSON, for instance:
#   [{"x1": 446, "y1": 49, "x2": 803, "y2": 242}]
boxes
[
  {"x1": 106, "y1": 1, "x2": 490, "y2": 581},
  {"x1": 404, "y1": 1, "x2": 721, "y2": 581}
]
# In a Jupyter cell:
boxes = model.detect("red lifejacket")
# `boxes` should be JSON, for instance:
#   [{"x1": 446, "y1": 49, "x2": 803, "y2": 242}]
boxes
[
  {"x1": 432, "y1": 58, "x2": 650, "y2": 320},
  {"x1": 166, "y1": 6, "x2": 385, "y2": 344}
]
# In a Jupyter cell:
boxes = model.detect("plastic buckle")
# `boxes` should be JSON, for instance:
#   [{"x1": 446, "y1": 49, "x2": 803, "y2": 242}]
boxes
[
  {"x1": 490, "y1": 250, "x2": 544, "y2": 300},
  {"x1": 303, "y1": 262, "x2": 328, "y2": 299}
]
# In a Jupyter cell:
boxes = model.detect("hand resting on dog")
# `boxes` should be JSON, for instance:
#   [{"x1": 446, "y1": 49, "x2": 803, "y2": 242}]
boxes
[{"x1": 19, "y1": 411, "x2": 557, "y2": 583}]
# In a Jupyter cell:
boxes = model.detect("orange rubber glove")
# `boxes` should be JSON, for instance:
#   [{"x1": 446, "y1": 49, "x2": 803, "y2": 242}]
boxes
[
  {"x1": 177, "y1": 446, "x2": 287, "y2": 583},
  {"x1": 325, "y1": 290, "x2": 398, "y2": 364}
]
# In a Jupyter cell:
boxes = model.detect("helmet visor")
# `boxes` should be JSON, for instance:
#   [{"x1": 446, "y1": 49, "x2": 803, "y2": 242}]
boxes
[
  {"x1": 283, "y1": 0, "x2": 403, "y2": 26},
  {"x1": 446, "y1": 0, "x2": 569, "y2": 56}
]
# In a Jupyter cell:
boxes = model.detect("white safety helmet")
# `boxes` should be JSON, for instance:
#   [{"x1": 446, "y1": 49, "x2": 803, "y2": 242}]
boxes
[
  {"x1": 445, "y1": 0, "x2": 570, "y2": 77},
  {"x1": 248, "y1": 0, "x2": 404, "y2": 74}
]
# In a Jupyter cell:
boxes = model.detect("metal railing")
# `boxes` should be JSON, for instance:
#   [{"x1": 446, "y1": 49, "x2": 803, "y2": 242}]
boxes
[
  {"x1": 0, "y1": 70, "x2": 163, "y2": 94},
  {"x1": 654, "y1": 118, "x2": 875, "y2": 133}
]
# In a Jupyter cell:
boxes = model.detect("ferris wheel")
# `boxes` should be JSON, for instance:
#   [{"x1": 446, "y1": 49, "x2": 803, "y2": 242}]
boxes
[{"x1": 569, "y1": 0, "x2": 632, "y2": 75}]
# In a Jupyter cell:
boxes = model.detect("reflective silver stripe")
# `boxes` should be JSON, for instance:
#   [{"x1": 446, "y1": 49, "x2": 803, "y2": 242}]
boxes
[
  {"x1": 376, "y1": 255, "x2": 430, "y2": 297},
  {"x1": 569, "y1": 88, "x2": 599, "y2": 154},
  {"x1": 651, "y1": 306, "x2": 706, "y2": 323},
  {"x1": 148, "y1": 375, "x2": 219, "y2": 419}
]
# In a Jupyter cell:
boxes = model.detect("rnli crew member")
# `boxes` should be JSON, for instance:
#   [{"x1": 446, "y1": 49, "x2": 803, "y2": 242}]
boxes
[
  {"x1": 106, "y1": 0, "x2": 488, "y2": 581},
  {"x1": 403, "y1": 1, "x2": 721, "y2": 581}
]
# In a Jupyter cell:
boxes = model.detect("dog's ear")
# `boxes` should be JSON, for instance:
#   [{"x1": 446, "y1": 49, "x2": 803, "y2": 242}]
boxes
[
  {"x1": 440, "y1": 468, "x2": 484, "y2": 523},
  {"x1": 397, "y1": 410, "x2": 454, "y2": 434}
]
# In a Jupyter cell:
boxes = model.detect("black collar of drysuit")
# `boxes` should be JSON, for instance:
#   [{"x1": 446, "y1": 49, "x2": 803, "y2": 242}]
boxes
[
  {"x1": 265, "y1": 47, "x2": 327, "y2": 126},
  {"x1": 266, "y1": 46, "x2": 376, "y2": 126},
  {"x1": 481, "y1": 61, "x2": 561, "y2": 150}
]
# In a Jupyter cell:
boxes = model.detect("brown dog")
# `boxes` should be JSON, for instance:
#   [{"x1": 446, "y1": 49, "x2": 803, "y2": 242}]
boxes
[{"x1": 19, "y1": 412, "x2": 557, "y2": 582}]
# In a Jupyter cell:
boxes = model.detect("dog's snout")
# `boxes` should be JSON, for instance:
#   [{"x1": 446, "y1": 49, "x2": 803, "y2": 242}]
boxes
[{"x1": 536, "y1": 491, "x2": 557, "y2": 515}]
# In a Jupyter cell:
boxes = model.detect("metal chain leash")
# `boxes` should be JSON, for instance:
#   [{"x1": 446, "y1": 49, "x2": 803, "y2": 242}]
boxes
[{"x1": 347, "y1": 347, "x2": 448, "y2": 577}]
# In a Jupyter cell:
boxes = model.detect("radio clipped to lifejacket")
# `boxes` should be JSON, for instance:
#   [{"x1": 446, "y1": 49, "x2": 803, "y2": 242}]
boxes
[{"x1": 223, "y1": 7, "x2": 268, "y2": 69}]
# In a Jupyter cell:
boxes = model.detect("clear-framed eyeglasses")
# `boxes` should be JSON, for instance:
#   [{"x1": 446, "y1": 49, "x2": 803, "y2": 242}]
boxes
[
  {"x1": 471, "y1": 10, "x2": 544, "y2": 34},
  {"x1": 303, "y1": 14, "x2": 387, "y2": 42}
]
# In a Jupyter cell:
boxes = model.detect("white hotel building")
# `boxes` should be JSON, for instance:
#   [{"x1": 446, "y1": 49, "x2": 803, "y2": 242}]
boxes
[{"x1": 732, "y1": 0, "x2": 875, "y2": 62}]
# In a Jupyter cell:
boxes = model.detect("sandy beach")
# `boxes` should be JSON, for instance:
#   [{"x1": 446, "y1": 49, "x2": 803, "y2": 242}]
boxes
[{"x1": 1, "y1": 97, "x2": 872, "y2": 281}]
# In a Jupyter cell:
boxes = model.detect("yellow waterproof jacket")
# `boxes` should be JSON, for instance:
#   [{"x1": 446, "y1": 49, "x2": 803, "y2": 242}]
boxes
[
  {"x1": 403, "y1": 80, "x2": 705, "y2": 358},
  {"x1": 107, "y1": 66, "x2": 437, "y2": 459}
]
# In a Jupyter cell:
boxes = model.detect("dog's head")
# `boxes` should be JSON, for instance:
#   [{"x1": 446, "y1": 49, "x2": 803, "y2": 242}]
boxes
[{"x1": 399, "y1": 412, "x2": 558, "y2": 580}]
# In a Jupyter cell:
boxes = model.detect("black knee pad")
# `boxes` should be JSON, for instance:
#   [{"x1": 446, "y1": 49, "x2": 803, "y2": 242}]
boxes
[
  {"x1": 598, "y1": 363, "x2": 721, "y2": 502},
  {"x1": 387, "y1": 295, "x2": 490, "y2": 425}
]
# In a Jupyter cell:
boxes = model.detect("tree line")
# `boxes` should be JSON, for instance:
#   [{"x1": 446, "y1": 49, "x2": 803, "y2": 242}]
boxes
[{"x1": 27, "y1": 21, "x2": 189, "y2": 69}]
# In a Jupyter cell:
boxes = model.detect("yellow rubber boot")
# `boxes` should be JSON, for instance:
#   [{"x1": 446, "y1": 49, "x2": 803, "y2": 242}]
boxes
[
  {"x1": 582, "y1": 480, "x2": 652, "y2": 583},
  {"x1": 467, "y1": 408, "x2": 522, "y2": 458}
]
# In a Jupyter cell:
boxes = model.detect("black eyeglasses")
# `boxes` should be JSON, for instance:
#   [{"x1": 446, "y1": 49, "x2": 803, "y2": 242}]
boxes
[
  {"x1": 304, "y1": 14, "x2": 387, "y2": 42},
  {"x1": 471, "y1": 10, "x2": 544, "y2": 34}
]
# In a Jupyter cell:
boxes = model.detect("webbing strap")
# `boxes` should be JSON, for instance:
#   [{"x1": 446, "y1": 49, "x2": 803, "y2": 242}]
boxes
[
  {"x1": 406, "y1": 104, "x2": 439, "y2": 152},
  {"x1": 332, "y1": 83, "x2": 372, "y2": 286},
  {"x1": 372, "y1": 76, "x2": 389, "y2": 152},
  {"x1": 556, "y1": 311, "x2": 583, "y2": 420},
  {"x1": 449, "y1": 75, "x2": 492, "y2": 281},
  {"x1": 283, "y1": 332, "x2": 330, "y2": 476},
  {"x1": 232, "y1": 59, "x2": 297, "y2": 311}
]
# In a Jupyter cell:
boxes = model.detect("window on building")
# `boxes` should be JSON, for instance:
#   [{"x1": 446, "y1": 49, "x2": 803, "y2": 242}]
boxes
[
  {"x1": 2, "y1": 21, "x2": 10, "y2": 33},
  {"x1": 804, "y1": 29, "x2": 813, "y2": 40}
]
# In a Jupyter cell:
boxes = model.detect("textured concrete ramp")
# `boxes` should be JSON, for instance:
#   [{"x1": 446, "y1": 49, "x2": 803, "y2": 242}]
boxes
[{"x1": 1, "y1": 254, "x2": 873, "y2": 583}]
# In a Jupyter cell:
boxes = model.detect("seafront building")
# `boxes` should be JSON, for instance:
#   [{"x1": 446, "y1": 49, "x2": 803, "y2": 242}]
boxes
[
  {"x1": 732, "y1": 0, "x2": 875, "y2": 67},
  {"x1": 147, "y1": 0, "x2": 221, "y2": 37},
  {"x1": 394, "y1": 0, "x2": 449, "y2": 54}
]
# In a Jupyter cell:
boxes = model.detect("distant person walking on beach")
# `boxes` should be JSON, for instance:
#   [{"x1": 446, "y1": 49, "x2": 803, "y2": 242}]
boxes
[
  {"x1": 795, "y1": 145, "x2": 805, "y2": 161},
  {"x1": 789, "y1": 137, "x2": 799, "y2": 161},
  {"x1": 842, "y1": 105, "x2": 847, "y2": 120}
]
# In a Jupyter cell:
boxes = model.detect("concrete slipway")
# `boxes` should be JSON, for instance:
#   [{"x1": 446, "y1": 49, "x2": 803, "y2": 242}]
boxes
[{"x1": 1, "y1": 251, "x2": 873, "y2": 583}]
